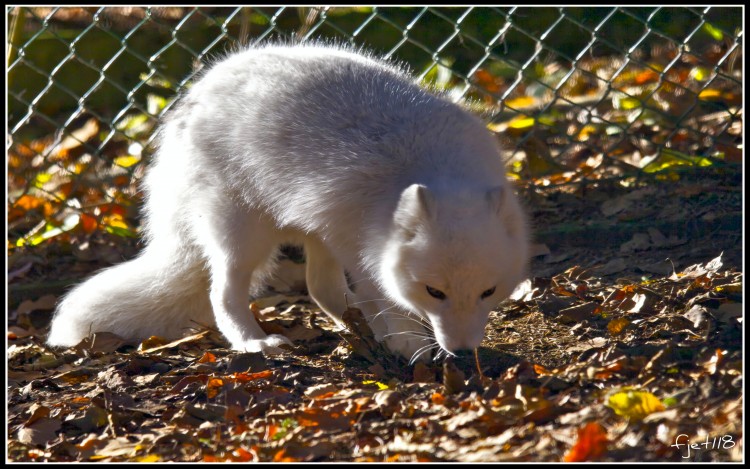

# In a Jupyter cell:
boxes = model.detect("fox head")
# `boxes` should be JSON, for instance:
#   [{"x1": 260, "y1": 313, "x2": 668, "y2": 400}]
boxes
[{"x1": 380, "y1": 183, "x2": 529, "y2": 354}]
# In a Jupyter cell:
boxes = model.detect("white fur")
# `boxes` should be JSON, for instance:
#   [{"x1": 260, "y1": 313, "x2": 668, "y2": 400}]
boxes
[{"x1": 47, "y1": 43, "x2": 529, "y2": 359}]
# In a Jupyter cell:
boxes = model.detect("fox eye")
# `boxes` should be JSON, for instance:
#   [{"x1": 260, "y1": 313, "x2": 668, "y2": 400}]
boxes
[
  {"x1": 426, "y1": 285, "x2": 446, "y2": 300},
  {"x1": 480, "y1": 286, "x2": 496, "y2": 299}
]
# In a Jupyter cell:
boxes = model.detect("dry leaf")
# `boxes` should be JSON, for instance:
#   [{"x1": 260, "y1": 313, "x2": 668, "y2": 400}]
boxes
[
  {"x1": 564, "y1": 422, "x2": 608, "y2": 462},
  {"x1": 607, "y1": 389, "x2": 664, "y2": 420}
]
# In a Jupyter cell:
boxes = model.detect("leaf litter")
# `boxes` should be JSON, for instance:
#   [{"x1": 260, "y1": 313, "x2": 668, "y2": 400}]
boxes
[{"x1": 7, "y1": 251, "x2": 742, "y2": 462}]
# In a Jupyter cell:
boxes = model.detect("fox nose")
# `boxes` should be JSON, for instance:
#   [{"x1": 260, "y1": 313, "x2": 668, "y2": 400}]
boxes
[
  {"x1": 453, "y1": 348, "x2": 475, "y2": 357},
  {"x1": 438, "y1": 333, "x2": 482, "y2": 355}
]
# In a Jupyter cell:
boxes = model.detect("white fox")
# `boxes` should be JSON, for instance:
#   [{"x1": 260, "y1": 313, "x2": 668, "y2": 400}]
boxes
[{"x1": 47, "y1": 43, "x2": 529, "y2": 361}]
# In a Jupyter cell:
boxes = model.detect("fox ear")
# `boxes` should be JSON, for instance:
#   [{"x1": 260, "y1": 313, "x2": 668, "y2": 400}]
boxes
[
  {"x1": 488, "y1": 185, "x2": 527, "y2": 239},
  {"x1": 486, "y1": 185, "x2": 506, "y2": 217},
  {"x1": 394, "y1": 184, "x2": 435, "y2": 237}
]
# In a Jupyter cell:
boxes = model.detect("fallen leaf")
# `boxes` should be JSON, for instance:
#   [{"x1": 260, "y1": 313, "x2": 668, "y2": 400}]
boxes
[
  {"x1": 596, "y1": 257, "x2": 627, "y2": 275},
  {"x1": 557, "y1": 302, "x2": 599, "y2": 324},
  {"x1": 16, "y1": 294, "x2": 58, "y2": 316},
  {"x1": 443, "y1": 357, "x2": 466, "y2": 395},
  {"x1": 17, "y1": 417, "x2": 61, "y2": 446},
  {"x1": 607, "y1": 318, "x2": 630, "y2": 336},
  {"x1": 304, "y1": 383, "x2": 338, "y2": 398},
  {"x1": 607, "y1": 389, "x2": 664, "y2": 420},
  {"x1": 197, "y1": 351, "x2": 217, "y2": 363},
  {"x1": 412, "y1": 361, "x2": 437, "y2": 383},
  {"x1": 75, "y1": 332, "x2": 128, "y2": 353},
  {"x1": 138, "y1": 330, "x2": 210, "y2": 353},
  {"x1": 564, "y1": 422, "x2": 608, "y2": 462}
]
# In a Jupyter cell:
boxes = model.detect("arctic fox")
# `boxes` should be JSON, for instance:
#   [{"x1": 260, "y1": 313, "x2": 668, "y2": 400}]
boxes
[{"x1": 47, "y1": 43, "x2": 529, "y2": 361}]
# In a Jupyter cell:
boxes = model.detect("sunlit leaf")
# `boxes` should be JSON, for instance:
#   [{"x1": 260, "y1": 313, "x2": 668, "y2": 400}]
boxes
[
  {"x1": 147, "y1": 94, "x2": 169, "y2": 115},
  {"x1": 139, "y1": 336, "x2": 169, "y2": 350},
  {"x1": 139, "y1": 73, "x2": 173, "y2": 89},
  {"x1": 607, "y1": 318, "x2": 630, "y2": 336},
  {"x1": 362, "y1": 380, "x2": 389, "y2": 390},
  {"x1": 662, "y1": 397, "x2": 679, "y2": 407},
  {"x1": 505, "y1": 96, "x2": 535, "y2": 108},
  {"x1": 634, "y1": 68, "x2": 660, "y2": 84},
  {"x1": 536, "y1": 114, "x2": 556, "y2": 127},
  {"x1": 642, "y1": 149, "x2": 713, "y2": 173},
  {"x1": 12, "y1": 194, "x2": 46, "y2": 211},
  {"x1": 51, "y1": 118, "x2": 100, "y2": 159},
  {"x1": 79, "y1": 213, "x2": 98, "y2": 233},
  {"x1": 115, "y1": 113, "x2": 151, "y2": 138},
  {"x1": 607, "y1": 389, "x2": 664, "y2": 420},
  {"x1": 21, "y1": 214, "x2": 80, "y2": 246},
  {"x1": 198, "y1": 351, "x2": 217, "y2": 363},
  {"x1": 563, "y1": 422, "x2": 608, "y2": 462},
  {"x1": 698, "y1": 89, "x2": 722, "y2": 100},
  {"x1": 207, "y1": 378, "x2": 224, "y2": 398},
  {"x1": 578, "y1": 124, "x2": 597, "y2": 141},
  {"x1": 105, "y1": 225, "x2": 137, "y2": 238},
  {"x1": 612, "y1": 93, "x2": 641, "y2": 110},
  {"x1": 9, "y1": 195, "x2": 54, "y2": 222},
  {"x1": 472, "y1": 68, "x2": 501, "y2": 93},
  {"x1": 113, "y1": 155, "x2": 141, "y2": 168},
  {"x1": 689, "y1": 67, "x2": 711, "y2": 82},
  {"x1": 33, "y1": 173, "x2": 52, "y2": 188},
  {"x1": 328, "y1": 6, "x2": 373, "y2": 15},
  {"x1": 230, "y1": 370, "x2": 274, "y2": 382},
  {"x1": 508, "y1": 116, "x2": 535, "y2": 130},
  {"x1": 422, "y1": 58, "x2": 454, "y2": 90},
  {"x1": 230, "y1": 447, "x2": 255, "y2": 462},
  {"x1": 103, "y1": 213, "x2": 137, "y2": 238},
  {"x1": 702, "y1": 23, "x2": 724, "y2": 41}
]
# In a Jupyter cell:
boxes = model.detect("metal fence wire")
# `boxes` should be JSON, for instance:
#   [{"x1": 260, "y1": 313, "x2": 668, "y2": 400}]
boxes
[{"x1": 7, "y1": 6, "x2": 743, "y2": 245}]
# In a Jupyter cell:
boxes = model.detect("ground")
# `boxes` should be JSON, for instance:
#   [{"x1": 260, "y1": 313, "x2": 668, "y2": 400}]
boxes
[{"x1": 7, "y1": 167, "x2": 743, "y2": 462}]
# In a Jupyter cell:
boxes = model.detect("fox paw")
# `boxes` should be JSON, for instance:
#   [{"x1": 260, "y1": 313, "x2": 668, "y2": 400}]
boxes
[{"x1": 238, "y1": 334, "x2": 293, "y2": 355}]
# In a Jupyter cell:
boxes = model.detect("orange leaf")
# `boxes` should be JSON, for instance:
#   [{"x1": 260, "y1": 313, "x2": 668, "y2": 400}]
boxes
[
  {"x1": 564, "y1": 422, "x2": 608, "y2": 462},
  {"x1": 207, "y1": 378, "x2": 224, "y2": 399},
  {"x1": 230, "y1": 370, "x2": 273, "y2": 382},
  {"x1": 633, "y1": 69, "x2": 659, "y2": 85},
  {"x1": 607, "y1": 318, "x2": 630, "y2": 336},
  {"x1": 9, "y1": 195, "x2": 53, "y2": 222},
  {"x1": 431, "y1": 392, "x2": 445, "y2": 405},
  {"x1": 198, "y1": 351, "x2": 217, "y2": 363},
  {"x1": 113, "y1": 175, "x2": 131, "y2": 187},
  {"x1": 473, "y1": 68, "x2": 501, "y2": 93},
  {"x1": 79, "y1": 213, "x2": 98, "y2": 233},
  {"x1": 273, "y1": 449, "x2": 298, "y2": 462},
  {"x1": 231, "y1": 447, "x2": 255, "y2": 462},
  {"x1": 265, "y1": 423, "x2": 279, "y2": 441},
  {"x1": 13, "y1": 194, "x2": 45, "y2": 211},
  {"x1": 99, "y1": 203, "x2": 127, "y2": 216},
  {"x1": 704, "y1": 348, "x2": 725, "y2": 375},
  {"x1": 171, "y1": 375, "x2": 209, "y2": 393}
]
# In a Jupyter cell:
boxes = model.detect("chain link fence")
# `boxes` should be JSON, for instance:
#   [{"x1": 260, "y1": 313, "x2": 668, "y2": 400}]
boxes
[{"x1": 7, "y1": 6, "x2": 743, "y2": 246}]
